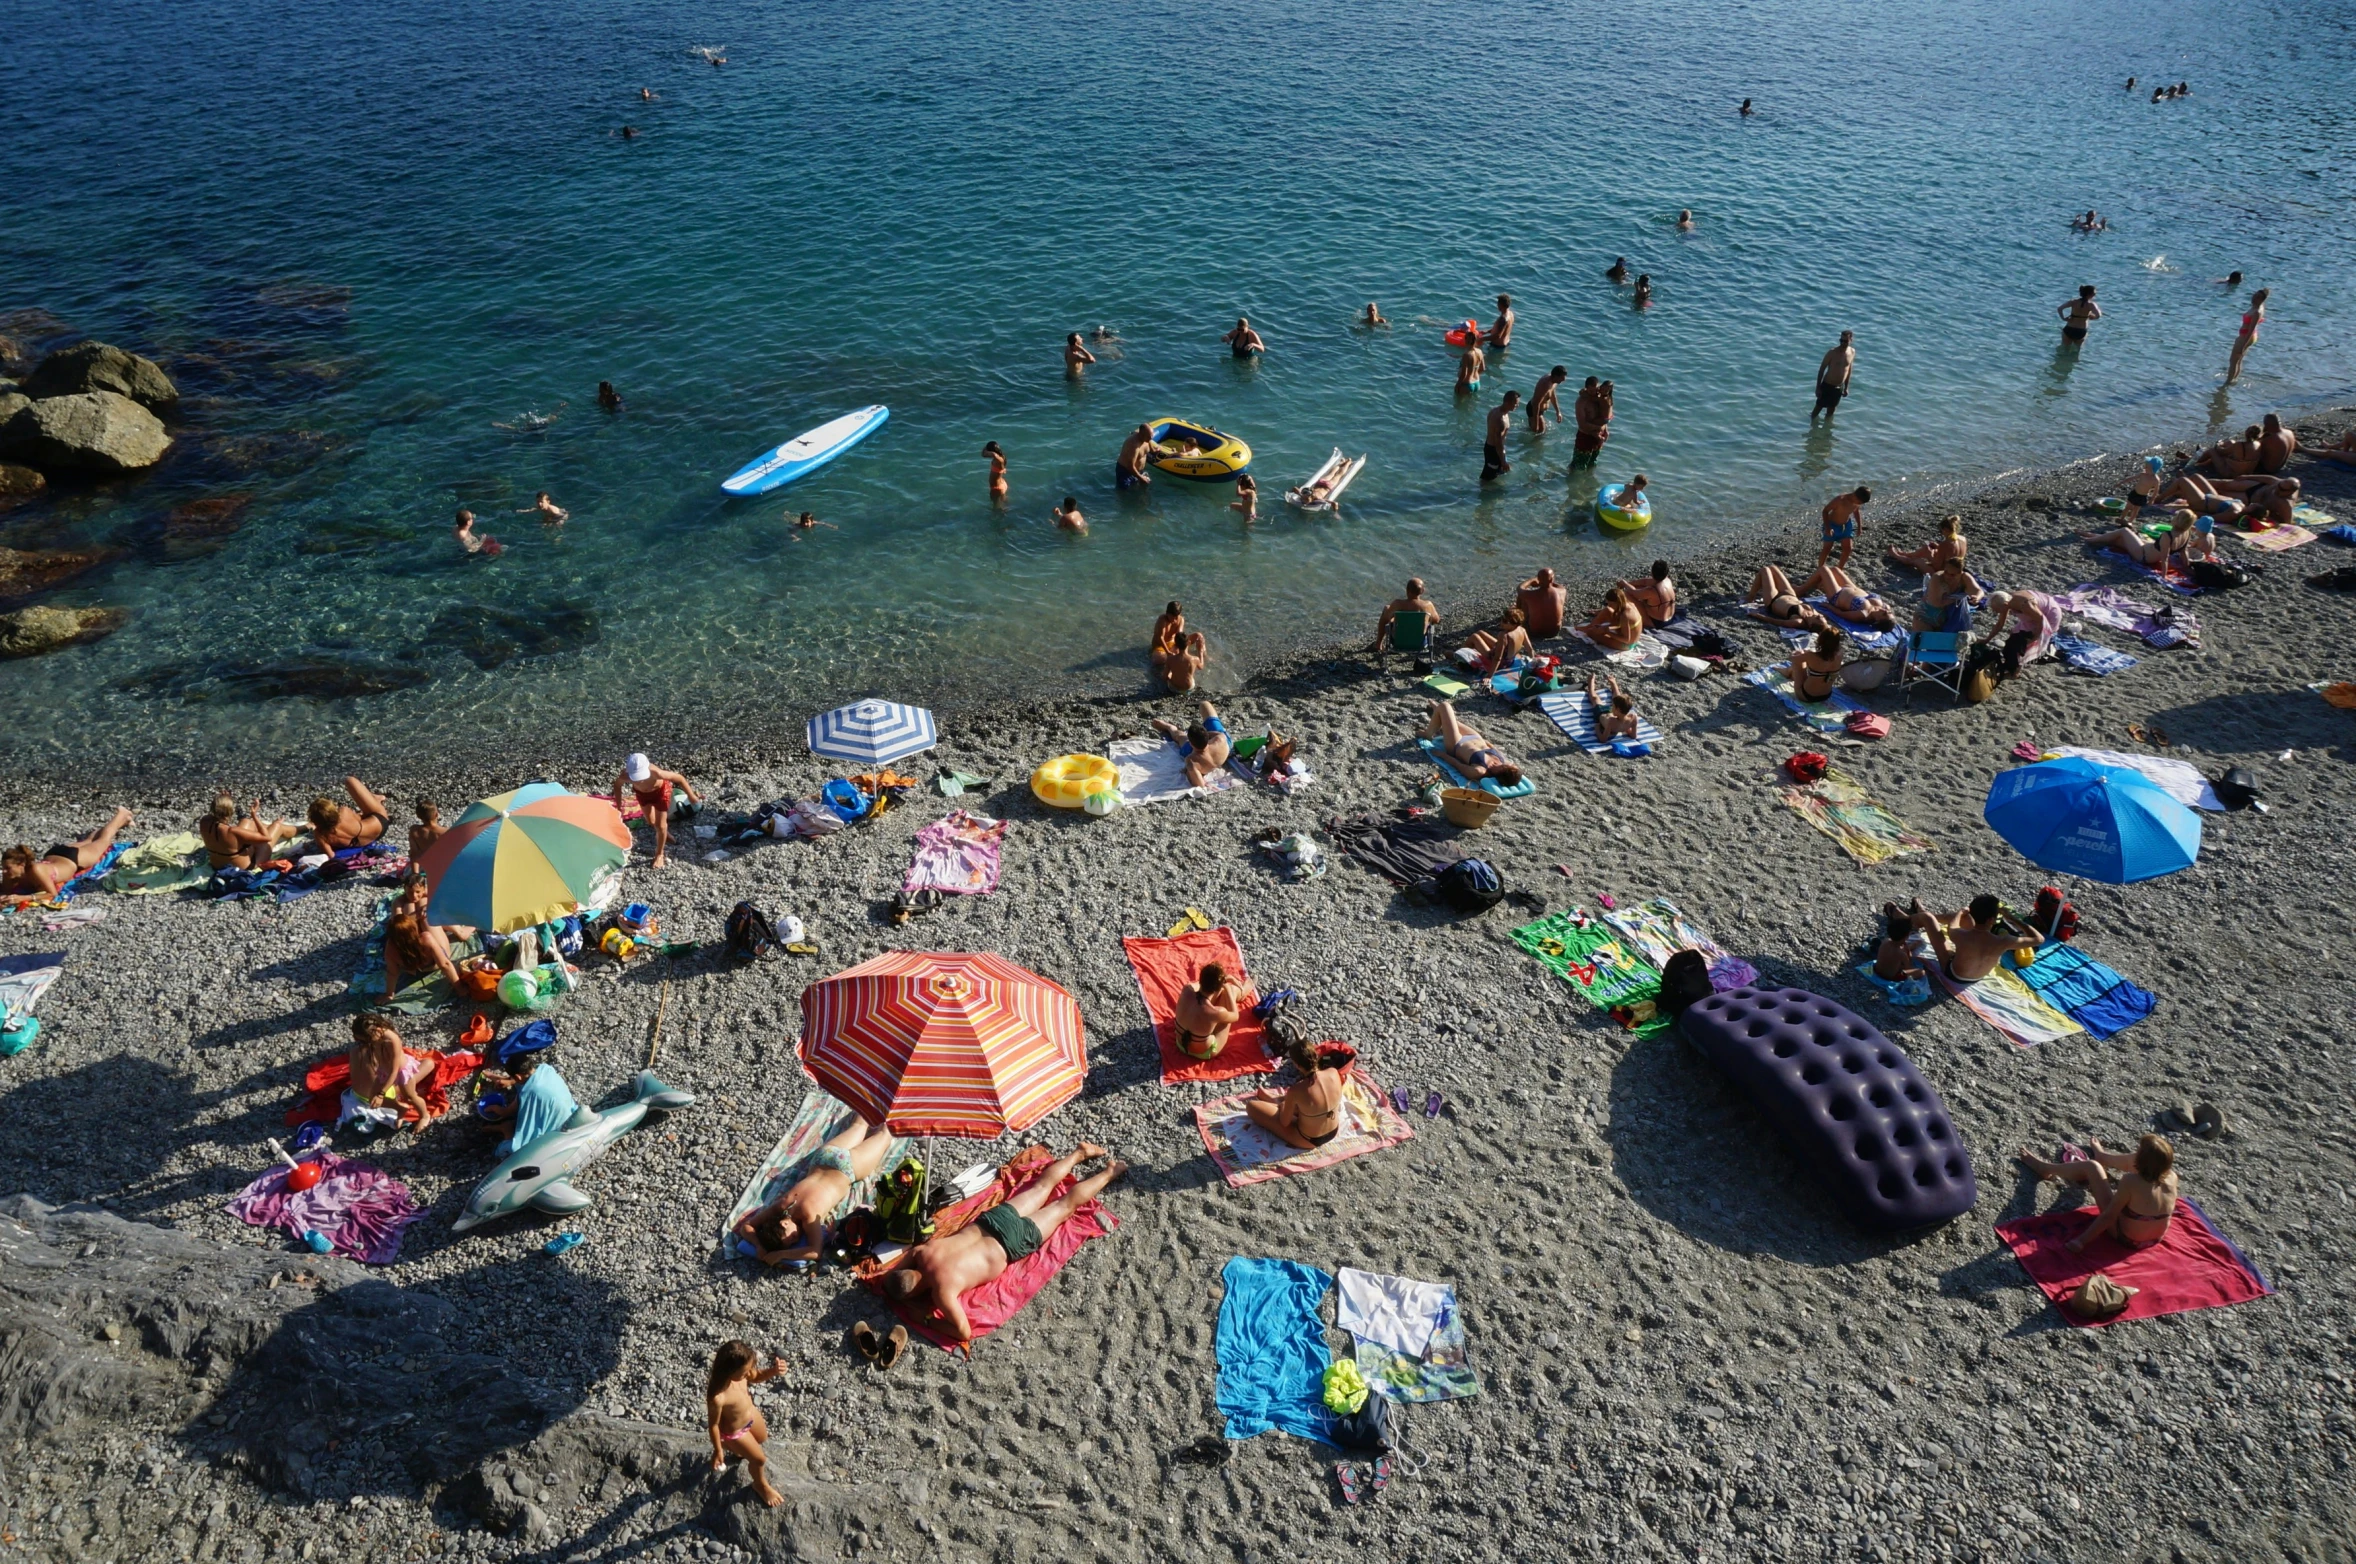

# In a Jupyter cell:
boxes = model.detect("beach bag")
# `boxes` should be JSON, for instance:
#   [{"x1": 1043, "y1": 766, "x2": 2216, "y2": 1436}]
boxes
[
  {"x1": 1844, "y1": 711, "x2": 1891, "y2": 740},
  {"x1": 1783, "y1": 751, "x2": 1828, "y2": 784},
  {"x1": 724, "y1": 901, "x2": 780, "y2": 961},
  {"x1": 2064, "y1": 1272, "x2": 2135, "y2": 1321},
  {"x1": 2191, "y1": 558, "x2": 2248, "y2": 592},
  {"x1": 1962, "y1": 646, "x2": 2002, "y2": 704},
  {"x1": 1656, "y1": 948, "x2": 1715, "y2": 1018},
  {"x1": 874, "y1": 1161, "x2": 934, "y2": 1245},
  {"x1": 1667, "y1": 654, "x2": 1709, "y2": 681},
  {"x1": 1837, "y1": 657, "x2": 1891, "y2": 693},
  {"x1": 2032, "y1": 887, "x2": 2079, "y2": 943},
  {"x1": 1686, "y1": 628, "x2": 1734, "y2": 660},
  {"x1": 1433, "y1": 858, "x2": 1504, "y2": 915},
  {"x1": 821, "y1": 780, "x2": 870, "y2": 823},
  {"x1": 2214, "y1": 767, "x2": 2260, "y2": 811}
]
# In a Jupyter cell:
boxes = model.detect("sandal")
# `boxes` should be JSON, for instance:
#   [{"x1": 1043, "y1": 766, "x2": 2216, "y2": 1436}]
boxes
[
  {"x1": 1334, "y1": 1463, "x2": 1362, "y2": 1506},
  {"x1": 1390, "y1": 1086, "x2": 1411, "y2": 1115},
  {"x1": 850, "y1": 1322, "x2": 881, "y2": 1362},
  {"x1": 876, "y1": 1324, "x2": 908, "y2": 1369},
  {"x1": 1370, "y1": 1453, "x2": 1392, "y2": 1499},
  {"x1": 1423, "y1": 1090, "x2": 1444, "y2": 1119}
]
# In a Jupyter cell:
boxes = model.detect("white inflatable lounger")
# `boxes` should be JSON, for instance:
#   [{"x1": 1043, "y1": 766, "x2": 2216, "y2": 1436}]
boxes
[{"x1": 1286, "y1": 447, "x2": 1367, "y2": 510}]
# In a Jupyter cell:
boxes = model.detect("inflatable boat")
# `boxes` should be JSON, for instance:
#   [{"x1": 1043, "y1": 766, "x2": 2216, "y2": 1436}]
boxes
[
  {"x1": 1147, "y1": 418, "x2": 1252, "y2": 481},
  {"x1": 1286, "y1": 448, "x2": 1368, "y2": 510}
]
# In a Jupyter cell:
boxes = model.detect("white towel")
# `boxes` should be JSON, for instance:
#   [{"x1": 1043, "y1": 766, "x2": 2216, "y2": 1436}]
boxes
[
  {"x1": 1108, "y1": 736, "x2": 1241, "y2": 806},
  {"x1": 1335, "y1": 1266, "x2": 1455, "y2": 1360}
]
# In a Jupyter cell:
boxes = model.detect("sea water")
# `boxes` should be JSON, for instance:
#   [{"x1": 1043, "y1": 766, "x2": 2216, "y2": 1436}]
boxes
[{"x1": 4, "y1": 0, "x2": 2352, "y2": 777}]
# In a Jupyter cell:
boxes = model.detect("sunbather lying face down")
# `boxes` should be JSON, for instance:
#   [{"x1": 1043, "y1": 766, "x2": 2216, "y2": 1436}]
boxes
[
  {"x1": 1418, "y1": 699, "x2": 1523, "y2": 786},
  {"x1": 1173, "y1": 961, "x2": 1242, "y2": 1060},
  {"x1": 1244, "y1": 1038, "x2": 1350, "y2": 1149},
  {"x1": 733, "y1": 1116, "x2": 900, "y2": 1266},
  {"x1": 1, "y1": 806, "x2": 134, "y2": 897},
  {"x1": 1744, "y1": 565, "x2": 1835, "y2": 633},
  {"x1": 879, "y1": 1144, "x2": 1126, "y2": 1350},
  {"x1": 1897, "y1": 895, "x2": 2020, "y2": 984},
  {"x1": 2017, "y1": 1133, "x2": 2179, "y2": 1253}
]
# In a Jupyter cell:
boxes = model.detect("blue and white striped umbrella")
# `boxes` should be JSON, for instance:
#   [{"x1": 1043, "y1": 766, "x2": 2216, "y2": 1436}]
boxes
[{"x1": 806, "y1": 698, "x2": 938, "y2": 765}]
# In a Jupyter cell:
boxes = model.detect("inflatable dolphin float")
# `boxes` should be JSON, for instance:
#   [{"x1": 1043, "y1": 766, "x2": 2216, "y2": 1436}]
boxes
[{"x1": 454, "y1": 1070, "x2": 696, "y2": 1231}]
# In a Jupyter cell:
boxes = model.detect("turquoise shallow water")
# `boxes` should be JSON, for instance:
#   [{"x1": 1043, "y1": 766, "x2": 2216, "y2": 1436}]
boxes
[{"x1": 5, "y1": 0, "x2": 2354, "y2": 777}]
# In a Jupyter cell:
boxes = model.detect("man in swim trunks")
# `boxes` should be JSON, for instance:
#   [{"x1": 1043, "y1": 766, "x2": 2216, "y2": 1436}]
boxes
[
  {"x1": 1, "y1": 806, "x2": 135, "y2": 899},
  {"x1": 452, "y1": 509, "x2": 501, "y2": 556},
  {"x1": 1152, "y1": 699, "x2": 1232, "y2": 787},
  {"x1": 1456, "y1": 337, "x2": 1486, "y2": 397},
  {"x1": 1526, "y1": 366, "x2": 1568, "y2": 433},
  {"x1": 1899, "y1": 894, "x2": 2019, "y2": 984},
  {"x1": 1373, "y1": 579, "x2": 1440, "y2": 652},
  {"x1": 1481, "y1": 390, "x2": 1520, "y2": 482},
  {"x1": 1812, "y1": 332, "x2": 1855, "y2": 421},
  {"x1": 2255, "y1": 412, "x2": 2297, "y2": 474},
  {"x1": 1818, "y1": 485, "x2": 1870, "y2": 566},
  {"x1": 879, "y1": 1144, "x2": 1126, "y2": 1351},
  {"x1": 1222, "y1": 318, "x2": 1264, "y2": 358},
  {"x1": 307, "y1": 778, "x2": 390, "y2": 853},
  {"x1": 1172, "y1": 960, "x2": 1243, "y2": 1061},
  {"x1": 612, "y1": 752, "x2": 702, "y2": 869},
  {"x1": 1571, "y1": 377, "x2": 1611, "y2": 470},
  {"x1": 2056, "y1": 284, "x2": 2101, "y2": 343},
  {"x1": 1063, "y1": 333, "x2": 1096, "y2": 376},
  {"x1": 1159, "y1": 632, "x2": 1208, "y2": 694},
  {"x1": 1116, "y1": 424, "x2": 1154, "y2": 490},
  {"x1": 1620, "y1": 559, "x2": 1678, "y2": 625},
  {"x1": 2018, "y1": 1134, "x2": 2180, "y2": 1254},
  {"x1": 1517, "y1": 567, "x2": 1567, "y2": 638},
  {"x1": 1417, "y1": 699, "x2": 1522, "y2": 787},
  {"x1": 1487, "y1": 294, "x2": 1515, "y2": 354},
  {"x1": 733, "y1": 1116, "x2": 902, "y2": 1267}
]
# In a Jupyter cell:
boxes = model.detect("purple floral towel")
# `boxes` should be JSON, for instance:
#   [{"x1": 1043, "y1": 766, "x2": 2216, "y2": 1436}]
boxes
[
  {"x1": 902, "y1": 810, "x2": 1007, "y2": 896},
  {"x1": 227, "y1": 1150, "x2": 424, "y2": 1265}
]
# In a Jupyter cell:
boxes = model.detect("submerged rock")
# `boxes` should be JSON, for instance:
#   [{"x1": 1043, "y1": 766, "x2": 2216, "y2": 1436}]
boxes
[
  {"x1": 0, "y1": 390, "x2": 172, "y2": 474},
  {"x1": 155, "y1": 493, "x2": 254, "y2": 559},
  {"x1": 116, "y1": 653, "x2": 430, "y2": 702},
  {"x1": 294, "y1": 517, "x2": 414, "y2": 556},
  {"x1": 0, "y1": 604, "x2": 127, "y2": 658},
  {"x1": 23, "y1": 340, "x2": 180, "y2": 409},
  {"x1": 422, "y1": 600, "x2": 601, "y2": 670},
  {"x1": 0, "y1": 461, "x2": 43, "y2": 510},
  {"x1": 0, "y1": 544, "x2": 116, "y2": 600}
]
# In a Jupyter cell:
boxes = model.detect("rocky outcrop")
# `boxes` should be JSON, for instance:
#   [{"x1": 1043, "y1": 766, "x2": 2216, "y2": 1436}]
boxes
[
  {"x1": 0, "y1": 604, "x2": 127, "y2": 658},
  {"x1": 0, "y1": 544, "x2": 115, "y2": 600},
  {"x1": 22, "y1": 340, "x2": 178, "y2": 409},
  {"x1": 0, "y1": 390, "x2": 172, "y2": 474},
  {"x1": 0, "y1": 390, "x2": 27, "y2": 428},
  {"x1": 0, "y1": 460, "x2": 42, "y2": 509}
]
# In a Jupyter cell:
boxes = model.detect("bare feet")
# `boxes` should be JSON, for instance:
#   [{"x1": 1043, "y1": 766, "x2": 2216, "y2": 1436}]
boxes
[
  {"x1": 108, "y1": 806, "x2": 134, "y2": 830},
  {"x1": 1101, "y1": 1158, "x2": 1130, "y2": 1185},
  {"x1": 650, "y1": 854, "x2": 668, "y2": 869},
  {"x1": 1074, "y1": 1141, "x2": 1110, "y2": 1160},
  {"x1": 754, "y1": 1479, "x2": 784, "y2": 1508}
]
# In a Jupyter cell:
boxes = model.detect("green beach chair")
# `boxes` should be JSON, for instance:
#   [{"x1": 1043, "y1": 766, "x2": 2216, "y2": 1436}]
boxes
[{"x1": 1381, "y1": 608, "x2": 1432, "y2": 661}]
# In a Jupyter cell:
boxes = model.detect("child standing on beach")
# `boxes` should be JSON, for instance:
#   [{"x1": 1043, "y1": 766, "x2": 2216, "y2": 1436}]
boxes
[
  {"x1": 1818, "y1": 485, "x2": 1870, "y2": 567},
  {"x1": 707, "y1": 1340, "x2": 788, "y2": 1508}
]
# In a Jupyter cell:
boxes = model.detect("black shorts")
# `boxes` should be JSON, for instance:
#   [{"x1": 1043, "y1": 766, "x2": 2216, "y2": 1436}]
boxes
[
  {"x1": 1813, "y1": 383, "x2": 1845, "y2": 415},
  {"x1": 1481, "y1": 445, "x2": 1509, "y2": 482}
]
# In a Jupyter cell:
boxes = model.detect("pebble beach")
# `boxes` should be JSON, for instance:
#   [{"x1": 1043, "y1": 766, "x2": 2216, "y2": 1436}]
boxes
[{"x1": 4, "y1": 415, "x2": 2354, "y2": 1563}]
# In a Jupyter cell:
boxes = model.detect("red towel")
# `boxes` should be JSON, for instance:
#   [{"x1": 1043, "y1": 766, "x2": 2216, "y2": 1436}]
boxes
[
  {"x1": 1996, "y1": 1196, "x2": 2271, "y2": 1327},
  {"x1": 863, "y1": 1150, "x2": 1117, "y2": 1352},
  {"x1": 1122, "y1": 927, "x2": 1276, "y2": 1084},
  {"x1": 286, "y1": 1049, "x2": 482, "y2": 1127}
]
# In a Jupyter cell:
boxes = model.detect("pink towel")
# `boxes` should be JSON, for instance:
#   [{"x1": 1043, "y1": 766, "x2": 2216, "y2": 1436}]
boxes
[
  {"x1": 1997, "y1": 1196, "x2": 2270, "y2": 1327},
  {"x1": 865, "y1": 1153, "x2": 1116, "y2": 1352},
  {"x1": 902, "y1": 809, "x2": 1007, "y2": 896},
  {"x1": 227, "y1": 1150, "x2": 425, "y2": 1265}
]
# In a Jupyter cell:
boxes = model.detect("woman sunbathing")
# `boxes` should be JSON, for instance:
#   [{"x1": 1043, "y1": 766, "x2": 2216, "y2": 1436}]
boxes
[
  {"x1": 346, "y1": 1014, "x2": 442, "y2": 1129},
  {"x1": 1463, "y1": 606, "x2": 1534, "y2": 673},
  {"x1": 1578, "y1": 585, "x2": 1644, "y2": 651},
  {"x1": 1419, "y1": 699, "x2": 1523, "y2": 786},
  {"x1": 1173, "y1": 961, "x2": 1244, "y2": 1061},
  {"x1": 1789, "y1": 628, "x2": 1844, "y2": 702},
  {"x1": 2, "y1": 807, "x2": 133, "y2": 898},
  {"x1": 1744, "y1": 565, "x2": 1836, "y2": 633},
  {"x1": 2017, "y1": 1134, "x2": 2179, "y2": 1254},
  {"x1": 1801, "y1": 563, "x2": 1898, "y2": 629},
  {"x1": 1244, "y1": 1037, "x2": 1350, "y2": 1150},
  {"x1": 733, "y1": 1116, "x2": 901, "y2": 1265},
  {"x1": 308, "y1": 776, "x2": 391, "y2": 852},
  {"x1": 1586, "y1": 673, "x2": 1640, "y2": 741},
  {"x1": 2079, "y1": 519, "x2": 2185, "y2": 569},
  {"x1": 1886, "y1": 513, "x2": 1966, "y2": 573},
  {"x1": 198, "y1": 793, "x2": 296, "y2": 870}
]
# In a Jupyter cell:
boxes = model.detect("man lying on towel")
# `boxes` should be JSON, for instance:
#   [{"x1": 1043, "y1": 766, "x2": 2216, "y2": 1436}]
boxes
[
  {"x1": 1898, "y1": 895, "x2": 2025, "y2": 983},
  {"x1": 881, "y1": 1143, "x2": 1126, "y2": 1352},
  {"x1": 733, "y1": 1116, "x2": 899, "y2": 1267}
]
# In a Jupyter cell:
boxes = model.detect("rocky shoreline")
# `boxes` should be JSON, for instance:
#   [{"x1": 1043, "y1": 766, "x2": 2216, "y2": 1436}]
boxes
[{"x1": 2, "y1": 386, "x2": 2353, "y2": 1563}]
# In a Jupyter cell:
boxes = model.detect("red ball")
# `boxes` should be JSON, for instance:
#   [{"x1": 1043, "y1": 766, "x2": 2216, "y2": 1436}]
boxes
[{"x1": 286, "y1": 1160, "x2": 324, "y2": 1192}]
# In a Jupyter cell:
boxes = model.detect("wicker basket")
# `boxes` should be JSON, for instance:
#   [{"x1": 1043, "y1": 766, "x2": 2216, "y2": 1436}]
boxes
[{"x1": 1439, "y1": 787, "x2": 1500, "y2": 828}]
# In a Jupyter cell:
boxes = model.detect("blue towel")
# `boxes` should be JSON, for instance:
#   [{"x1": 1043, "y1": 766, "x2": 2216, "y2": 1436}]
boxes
[
  {"x1": 497, "y1": 1062, "x2": 581, "y2": 1157},
  {"x1": 1853, "y1": 962, "x2": 1934, "y2": 1007},
  {"x1": 1417, "y1": 736, "x2": 1536, "y2": 798},
  {"x1": 2014, "y1": 944, "x2": 2157, "y2": 1040},
  {"x1": 1536, "y1": 691, "x2": 1667, "y2": 755},
  {"x1": 2052, "y1": 634, "x2": 2138, "y2": 677},
  {"x1": 2323, "y1": 523, "x2": 2356, "y2": 546},
  {"x1": 1215, "y1": 1257, "x2": 1334, "y2": 1442},
  {"x1": 53, "y1": 840, "x2": 134, "y2": 901}
]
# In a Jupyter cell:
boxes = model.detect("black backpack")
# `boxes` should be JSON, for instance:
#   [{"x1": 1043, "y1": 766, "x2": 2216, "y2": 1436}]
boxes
[
  {"x1": 723, "y1": 901, "x2": 780, "y2": 961},
  {"x1": 1432, "y1": 858, "x2": 1505, "y2": 915},
  {"x1": 1656, "y1": 948, "x2": 1716, "y2": 1017},
  {"x1": 2214, "y1": 767, "x2": 2260, "y2": 811},
  {"x1": 2191, "y1": 558, "x2": 2248, "y2": 592}
]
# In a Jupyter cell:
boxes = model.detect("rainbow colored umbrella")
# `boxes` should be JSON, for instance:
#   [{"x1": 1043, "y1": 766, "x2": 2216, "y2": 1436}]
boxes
[
  {"x1": 419, "y1": 783, "x2": 632, "y2": 934},
  {"x1": 798, "y1": 952, "x2": 1087, "y2": 1138}
]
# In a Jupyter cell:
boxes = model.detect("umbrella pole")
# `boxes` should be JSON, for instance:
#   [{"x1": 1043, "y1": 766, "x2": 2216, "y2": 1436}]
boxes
[{"x1": 646, "y1": 977, "x2": 670, "y2": 1070}]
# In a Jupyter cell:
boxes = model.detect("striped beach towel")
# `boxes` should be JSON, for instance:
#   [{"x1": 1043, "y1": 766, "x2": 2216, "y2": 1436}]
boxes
[
  {"x1": 1778, "y1": 766, "x2": 1934, "y2": 865},
  {"x1": 1195, "y1": 1068, "x2": 1413, "y2": 1188},
  {"x1": 1742, "y1": 666, "x2": 1866, "y2": 734},
  {"x1": 1536, "y1": 691, "x2": 1667, "y2": 755},
  {"x1": 1417, "y1": 737, "x2": 1536, "y2": 798}
]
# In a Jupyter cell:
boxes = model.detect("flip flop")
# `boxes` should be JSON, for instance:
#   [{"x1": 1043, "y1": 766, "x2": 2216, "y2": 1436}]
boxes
[
  {"x1": 2192, "y1": 1102, "x2": 2225, "y2": 1140},
  {"x1": 850, "y1": 1322, "x2": 880, "y2": 1362},
  {"x1": 876, "y1": 1325, "x2": 908, "y2": 1369},
  {"x1": 1390, "y1": 1086, "x2": 1411, "y2": 1115},
  {"x1": 1173, "y1": 1436, "x2": 1231, "y2": 1466},
  {"x1": 1423, "y1": 1090, "x2": 1444, "y2": 1118},
  {"x1": 1334, "y1": 1463, "x2": 1362, "y2": 1506},
  {"x1": 1370, "y1": 1453, "x2": 1392, "y2": 1499},
  {"x1": 1597, "y1": 893, "x2": 1617, "y2": 909}
]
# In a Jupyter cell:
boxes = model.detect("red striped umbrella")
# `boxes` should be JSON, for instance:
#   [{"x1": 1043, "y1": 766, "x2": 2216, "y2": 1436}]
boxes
[{"x1": 797, "y1": 952, "x2": 1087, "y2": 1138}]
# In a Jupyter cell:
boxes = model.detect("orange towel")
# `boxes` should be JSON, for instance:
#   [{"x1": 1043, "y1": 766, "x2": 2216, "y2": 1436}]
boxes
[{"x1": 1122, "y1": 927, "x2": 1276, "y2": 1084}]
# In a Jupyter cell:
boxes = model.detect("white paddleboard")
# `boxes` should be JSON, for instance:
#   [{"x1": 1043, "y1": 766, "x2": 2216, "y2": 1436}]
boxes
[{"x1": 720, "y1": 405, "x2": 889, "y2": 495}]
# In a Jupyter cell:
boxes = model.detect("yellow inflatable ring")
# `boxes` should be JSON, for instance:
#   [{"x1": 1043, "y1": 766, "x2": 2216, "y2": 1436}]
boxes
[{"x1": 1031, "y1": 753, "x2": 1119, "y2": 810}]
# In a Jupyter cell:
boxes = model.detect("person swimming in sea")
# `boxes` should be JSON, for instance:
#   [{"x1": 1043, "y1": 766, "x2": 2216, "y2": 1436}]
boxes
[
  {"x1": 1053, "y1": 495, "x2": 1086, "y2": 533},
  {"x1": 2057, "y1": 284, "x2": 2101, "y2": 343},
  {"x1": 1632, "y1": 274, "x2": 1653, "y2": 308},
  {"x1": 1605, "y1": 256, "x2": 1630, "y2": 284},
  {"x1": 1360, "y1": 302, "x2": 1388, "y2": 328},
  {"x1": 453, "y1": 509, "x2": 502, "y2": 556},
  {"x1": 597, "y1": 380, "x2": 623, "y2": 411},
  {"x1": 1223, "y1": 317, "x2": 1265, "y2": 358},
  {"x1": 518, "y1": 491, "x2": 568, "y2": 525},
  {"x1": 1675, "y1": 209, "x2": 1696, "y2": 231},
  {"x1": 984, "y1": 441, "x2": 1008, "y2": 499},
  {"x1": 1063, "y1": 332, "x2": 1096, "y2": 376},
  {"x1": 1739, "y1": 98, "x2": 1753, "y2": 115},
  {"x1": 640, "y1": 87, "x2": 657, "y2": 101}
]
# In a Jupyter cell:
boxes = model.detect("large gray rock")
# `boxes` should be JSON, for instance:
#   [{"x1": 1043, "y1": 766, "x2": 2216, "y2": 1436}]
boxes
[
  {"x1": 0, "y1": 543, "x2": 114, "y2": 598},
  {"x1": 22, "y1": 340, "x2": 178, "y2": 409},
  {"x1": 0, "y1": 604, "x2": 127, "y2": 658},
  {"x1": 0, "y1": 390, "x2": 27, "y2": 428},
  {"x1": 0, "y1": 390, "x2": 172, "y2": 474}
]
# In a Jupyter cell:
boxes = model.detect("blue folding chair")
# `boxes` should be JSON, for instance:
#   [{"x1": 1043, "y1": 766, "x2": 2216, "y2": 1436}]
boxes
[{"x1": 1898, "y1": 605, "x2": 1974, "y2": 703}]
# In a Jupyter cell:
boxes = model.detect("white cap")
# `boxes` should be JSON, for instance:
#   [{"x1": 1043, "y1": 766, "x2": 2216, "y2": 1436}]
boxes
[{"x1": 624, "y1": 752, "x2": 652, "y2": 782}]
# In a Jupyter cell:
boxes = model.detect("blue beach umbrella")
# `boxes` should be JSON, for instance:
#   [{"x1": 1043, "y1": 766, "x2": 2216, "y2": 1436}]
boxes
[
  {"x1": 806, "y1": 698, "x2": 938, "y2": 766},
  {"x1": 1982, "y1": 758, "x2": 2201, "y2": 884}
]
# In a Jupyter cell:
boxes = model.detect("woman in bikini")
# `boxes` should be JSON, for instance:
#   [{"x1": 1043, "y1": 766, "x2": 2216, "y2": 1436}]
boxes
[
  {"x1": 383, "y1": 874, "x2": 467, "y2": 998},
  {"x1": 1744, "y1": 565, "x2": 1836, "y2": 633},
  {"x1": 1914, "y1": 556, "x2": 1985, "y2": 632},
  {"x1": 732, "y1": 1116, "x2": 900, "y2": 1266},
  {"x1": 1417, "y1": 699, "x2": 1523, "y2": 787},
  {"x1": 706, "y1": 1340, "x2": 788, "y2": 1508},
  {"x1": 1, "y1": 807, "x2": 134, "y2": 898},
  {"x1": 1789, "y1": 627, "x2": 1844, "y2": 701},
  {"x1": 2056, "y1": 284, "x2": 2101, "y2": 343},
  {"x1": 1799, "y1": 563, "x2": 1899, "y2": 629},
  {"x1": 1245, "y1": 1036, "x2": 1349, "y2": 1150},
  {"x1": 346, "y1": 1014, "x2": 442, "y2": 1129},
  {"x1": 1578, "y1": 585, "x2": 1644, "y2": 651},
  {"x1": 1462, "y1": 606, "x2": 1533, "y2": 673},
  {"x1": 198, "y1": 793, "x2": 297, "y2": 870},
  {"x1": 1172, "y1": 961, "x2": 1243, "y2": 1062},
  {"x1": 983, "y1": 441, "x2": 1009, "y2": 499},
  {"x1": 307, "y1": 777, "x2": 391, "y2": 852},
  {"x1": 1886, "y1": 513, "x2": 1966, "y2": 574},
  {"x1": 2018, "y1": 1134, "x2": 2179, "y2": 1254},
  {"x1": 2079, "y1": 517, "x2": 2188, "y2": 569}
]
